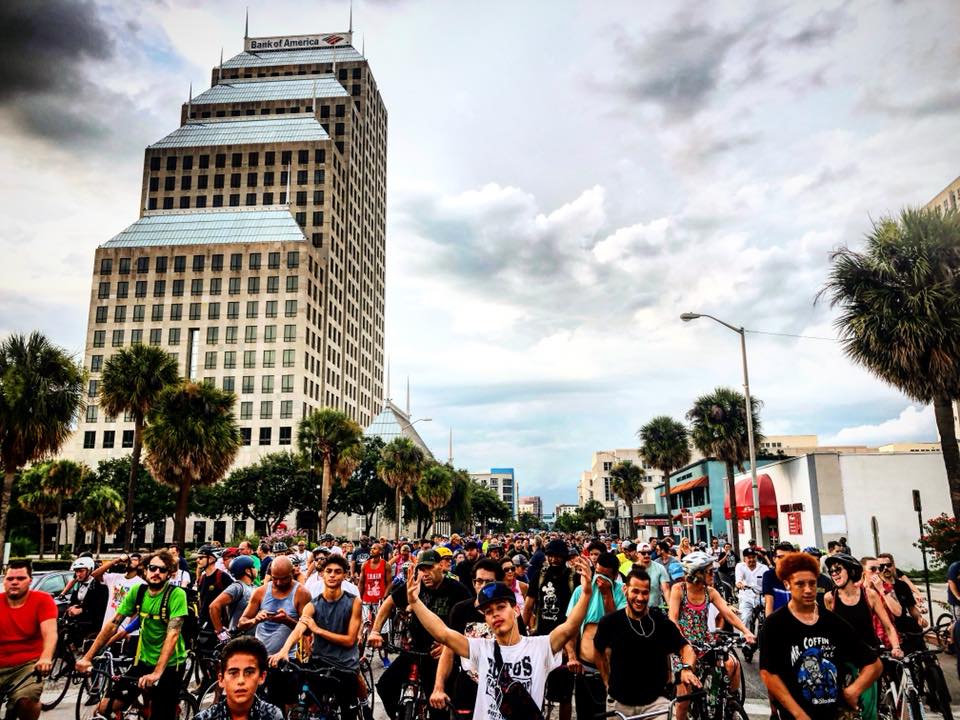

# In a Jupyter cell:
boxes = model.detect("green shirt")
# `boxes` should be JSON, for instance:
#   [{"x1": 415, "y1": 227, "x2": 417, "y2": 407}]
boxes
[{"x1": 117, "y1": 583, "x2": 188, "y2": 667}]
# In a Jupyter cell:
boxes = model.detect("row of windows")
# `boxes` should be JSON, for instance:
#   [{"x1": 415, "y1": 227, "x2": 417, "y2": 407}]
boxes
[
  {"x1": 189, "y1": 107, "x2": 353, "y2": 122},
  {"x1": 93, "y1": 300, "x2": 298, "y2": 324},
  {"x1": 148, "y1": 150, "x2": 325, "y2": 172},
  {"x1": 83, "y1": 425, "x2": 292, "y2": 449},
  {"x1": 100, "y1": 251, "x2": 300, "y2": 275},
  {"x1": 147, "y1": 196, "x2": 323, "y2": 217},
  {"x1": 96, "y1": 275, "x2": 299, "y2": 300},
  {"x1": 149, "y1": 170, "x2": 325, "y2": 192},
  {"x1": 91, "y1": 323, "x2": 298, "y2": 349}
]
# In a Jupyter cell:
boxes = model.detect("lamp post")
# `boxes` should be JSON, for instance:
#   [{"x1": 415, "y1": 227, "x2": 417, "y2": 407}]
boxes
[{"x1": 681, "y1": 312, "x2": 761, "y2": 544}]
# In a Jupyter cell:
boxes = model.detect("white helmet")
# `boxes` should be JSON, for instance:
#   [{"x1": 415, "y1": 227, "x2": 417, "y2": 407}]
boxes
[
  {"x1": 680, "y1": 551, "x2": 714, "y2": 579},
  {"x1": 71, "y1": 557, "x2": 95, "y2": 572}
]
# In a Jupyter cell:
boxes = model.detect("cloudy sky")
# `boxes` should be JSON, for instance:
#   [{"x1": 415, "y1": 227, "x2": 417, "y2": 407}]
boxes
[{"x1": 2, "y1": 0, "x2": 959, "y2": 512}]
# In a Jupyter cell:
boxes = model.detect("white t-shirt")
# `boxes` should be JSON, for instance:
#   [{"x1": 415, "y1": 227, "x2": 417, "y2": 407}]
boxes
[
  {"x1": 734, "y1": 562, "x2": 768, "y2": 598},
  {"x1": 101, "y1": 573, "x2": 145, "y2": 629},
  {"x1": 467, "y1": 635, "x2": 561, "y2": 720},
  {"x1": 304, "y1": 573, "x2": 359, "y2": 599}
]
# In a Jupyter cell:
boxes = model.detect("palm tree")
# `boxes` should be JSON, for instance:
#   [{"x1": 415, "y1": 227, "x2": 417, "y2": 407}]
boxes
[
  {"x1": 580, "y1": 499, "x2": 607, "y2": 535},
  {"x1": 687, "y1": 387, "x2": 763, "y2": 555},
  {"x1": 77, "y1": 484, "x2": 124, "y2": 557},
  {"x1": 377, "y1": 437, "x2": 426, "y2": 535},
  {"x1": 609, "y1": 460, "x2": 644, "y2": 537},
  {"x1": 17, "y1": 462, "x2": 58, "y2": 559},
  {"x1": 44, "y1": 459, "x2": 87, "y2": 555},
  {"x1": 143, "y1": 381, "x2": 241, "y2": 545},
  {"x1": 638, "y1": 416, "x2": 691, "y2": 521},
  {"x1": 297, "y1": 408, "x2": 363, "y2": 534},
  {"x1": 820, "y1": 207, "x2": 960, "y2": 518},
  {"x1": 99, "y1": 344, "x2": 179, "y2": 550},
  {"x1": 417, "y1": 463, "x2": 455, "y2": 536},
  {"x1": 0, "y1": 332, "x2": 84, "y2": 553}
]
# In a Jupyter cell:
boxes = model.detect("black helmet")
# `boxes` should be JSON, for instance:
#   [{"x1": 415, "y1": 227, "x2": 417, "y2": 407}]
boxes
[
  {"x1": 194, "y1": 544, "x2": 217, "y2": 558},
  {"x1": 824, "y1": 553, "x2": 862, "y2": 583},
  {"x1": 321, "y1": 533, "x2": 335, "y2": 542},
  {"x1": 273, "y1": 542, "x2": 288, "y2": 553},
  {"x1": 476, "y1": 581, "x2": 518, "y2": 609},
  {"x1": 545, "y1": 539, "x2": 569, "y2": 557}
]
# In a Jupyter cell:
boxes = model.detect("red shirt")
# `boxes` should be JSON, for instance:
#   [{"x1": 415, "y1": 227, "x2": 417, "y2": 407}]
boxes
[
  {"x1": 361, "y1": 558, "x2": 387, "y2": 603},
  {"x1": 0, "y1": 590, "x2": 57, "y2": 667}
]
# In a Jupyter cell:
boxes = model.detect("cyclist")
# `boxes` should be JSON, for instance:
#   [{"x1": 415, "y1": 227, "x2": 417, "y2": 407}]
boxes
[
  {"x1": 196, "y1": 636, "x2": 282, "y2": 720},
  {"x1": 63, "y1": 556, "x2": 109, "y2": 647},
  {"x1": 92, "y1": 553, "x2": 145, "y2": 631},
  {"x1": 268, "y1": 554, "x2": 362, "y2": 720},
  {"x1": 166, "y1": 544, "x2": 192, "y2": 588},
  {"x1": 195, "y1": 546, "x2": 233, "y2": 639},
  {"x1": 405, "y1": 556, "x2": 594, "y2": 720},
  {"x1": 351, "y1": 536, "x2": 372, "y2": 578},
  {"x1": 760, "y1": 552, "x2": 882, "y2": 720},
  {"x1": 76, "y1": 550, "x2": 189, "y2": 720},
  {"x1": 877, "y1": 553, "x2": 926, "y2": 649},
  {"x1": 453, "y1": 541, "x2": 480, "y2": 589},
  {"x1": 735, "y1": 547, "x2": 768, "y2": 661},
  {"x1": 669, "y1": 551, "x2": 756, "y2": 720},
  {"x1": 209, "y1": 556, "x2": 258, "y2": 642},
  {"x1": 595, "y1": 567, "x2": 701, "y2": 718},
  {"x1": 717, "y1": 541, "x2": 739, "y2": 592},
  {"x1": 256, "y1": 543, "x2": 273, "y2": 582},
  {"x1": 368, "y1": 548, "x2": 470, "y2": 719},
  {"x1": 0, "y1": 560, "x2": 57, "y2": 720},
  {"x1": 861, "y1": 556, "x2": 904, "y2": 626},
  {"x1": 359, "y1": 542, "x2": 391, "y2": 607},
  {"x1": 657, "y1": 540, "x2": 685, "y2": 585},
  {"x1": 238, "y1": 556, "x2": 311, "y2": 709}
]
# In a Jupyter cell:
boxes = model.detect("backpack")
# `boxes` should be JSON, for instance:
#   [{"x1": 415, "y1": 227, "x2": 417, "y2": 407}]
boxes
[{"x1": 133, "y1": 582, "x2": 201, "y2": 649}]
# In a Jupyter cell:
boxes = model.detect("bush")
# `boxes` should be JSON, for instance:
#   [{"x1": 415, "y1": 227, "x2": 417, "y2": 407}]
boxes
[
  {"x1": 232, "y1": 531, "x2": 260, "y2": 548},
  {"x1": 917, "y1": 514, "x2": 960, "y2": 569},
  {"x1": 9, "y1": 534, "x2": 37, "y2": 558}
]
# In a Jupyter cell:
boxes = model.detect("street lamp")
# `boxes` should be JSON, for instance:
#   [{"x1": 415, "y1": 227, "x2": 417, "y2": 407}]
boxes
[{"x1": 681, "y1": 312, "x2": 761, "y2": 544}]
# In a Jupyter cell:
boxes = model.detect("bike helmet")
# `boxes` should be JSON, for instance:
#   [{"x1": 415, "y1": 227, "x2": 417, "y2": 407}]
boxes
[
  {"x1": 195, "y1": 544, "x2": 217, "y2": 558},
  {"x1": 289, "y1": 555, "x2": 302, "y2": 568},
  {"x1": 824, "y1": 553, "x2": 862, "y2": 583},
  {"x1": 321, "y1": 533, "x2": 335, "y2": 542},
  {"x1": 680, "y1": 551, "x2": 715, "y2": 579},
  {"x1": 273, "y1": 542, "x2": 288, "y2": 553},
  {"x1": 803, "y1": 546, "x2": 824, "y2": 558},
  {"x1": 71, "y1": 557, "x2": 95, "y2": 572},
  {"x1": 230, "y1": 556, "x2": 256, "y2": 577}
]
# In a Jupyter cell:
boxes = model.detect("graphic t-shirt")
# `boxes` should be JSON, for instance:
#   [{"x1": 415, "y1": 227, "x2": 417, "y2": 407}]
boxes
[
  {"x1": 759, "y1": 606, "x2": 877, "y2": 720},
  {"x1": 0, "y1": 591, "x2": 57, "y2": 667},
  {"x1": 449, "y1": 598, "x2": 528, "y2": 677},
  {"x1": 117, "y1": 583, "x2": 188, "y2": 666},
  {"x1": 352, "y1": 546, "x2": 372, "y2": 570},
  {"x1": 593, "y1": 608, "x2": 688, "y2": 706},
  {"x1": 763, "y1": 569, "x2": 791, "y2": 612},
  {"x1": 391, "y1": 577, "x2": 470, "y2": 652},
  {"x1": 468, "y1": 635, "x2": 561, "y2": 720},
  {"x1": 361, "y1": 559, "x2": 388, "y2": 602},
  {"x1": 101, "y1": 573, "x2": 145, "y2": 630},
  {"x1": 529, "y1": 567, "x2": 575, "y2": 635}
]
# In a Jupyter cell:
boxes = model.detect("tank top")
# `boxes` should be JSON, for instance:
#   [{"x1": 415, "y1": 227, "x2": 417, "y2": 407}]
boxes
[
  {"x1": 361, "y1": 559, "x2": 387, "y2": 603},
  {"x1": 508, "y1": 578, "x2": 525, "y2": 613},
  {"x1": 831, "y1": 587, "x2": 879, "y2": 647},
  {"x1": 310, "y1": 591, "x2": 359, "y2": 670},
  {"x1": 255, "y1": 581, "x2": 300, "y2": 655},
  {"x1": 672, "y1": 583, "x2": 714, "y2": 672}
]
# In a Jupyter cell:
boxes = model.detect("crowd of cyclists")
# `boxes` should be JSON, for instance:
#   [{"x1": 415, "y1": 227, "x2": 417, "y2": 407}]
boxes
[{"x1": 0, "y1": 529, "x2": 955, "y2": 720}]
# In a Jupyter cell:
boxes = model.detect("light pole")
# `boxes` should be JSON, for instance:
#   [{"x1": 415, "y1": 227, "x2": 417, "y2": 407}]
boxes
[{"x1": 680, "y1": 312, "x2": 761, "y2": 544}]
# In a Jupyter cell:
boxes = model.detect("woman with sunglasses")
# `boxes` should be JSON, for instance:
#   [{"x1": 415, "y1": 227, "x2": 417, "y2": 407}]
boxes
[
  {"x1": 500, "y1": 558, "x2": 528, "y2": 612},
  {"x1": 861, "y1": 556, "x2": 904, "y2": 623},
  {"x1": 669, "y1": 551, "x2": 756, "y2": 720}
]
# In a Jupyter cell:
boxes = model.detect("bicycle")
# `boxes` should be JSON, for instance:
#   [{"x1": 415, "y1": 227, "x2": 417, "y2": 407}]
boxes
[
  {"x1": 688, "y1": 632, "x2": 748, "y2": 720},
  {"x1": 383, "y1": 641, "x2": 437, "y2": 720},
  {"x1": 878, "y1": 635, "x2": 953, "y2": 720},
  {"x1": 76, "y1": 651, "x2": 196, "y2": 720},
  {"x1": 41, "y1": 615, "x2": 87, "y2": 711},
  {"x1": 0, "y1": 669, "x2": 43, "y2": 720},
  {"x1": 543, "y1": 663, "x2": 601, "y2": 720},
  {"x1": 273, "y1": 659, "x2": 358, "y2": 720},
  {"x1": 596, "y1": 689, "x2": 707, "y2": 720}
]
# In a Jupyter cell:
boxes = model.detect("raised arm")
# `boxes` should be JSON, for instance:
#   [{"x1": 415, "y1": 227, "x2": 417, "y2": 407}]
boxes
[
  {"x1": 549, "y1": 557, "x2": 594, "y2": 654},
  {"x1": 405, "y1": 572, "x2": 469, "y2": 658}
]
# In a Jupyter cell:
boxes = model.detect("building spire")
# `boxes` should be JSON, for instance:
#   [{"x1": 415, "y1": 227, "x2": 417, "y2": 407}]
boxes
[
  {"x1": 349, "y1": 0, "x2": 353, "y2": 34},
  {"x1": 244, "y1": 7, "x2": 249, "y2": 40},
  {"x1": 219, "y1": 47, "x2": 224, "y2": 79},
  {"x1": 405, "y1": 376, "x2": 410, "y2": 415},
  {"x1": 361, "y1": 34, "x2": 365, "y2": 58}
]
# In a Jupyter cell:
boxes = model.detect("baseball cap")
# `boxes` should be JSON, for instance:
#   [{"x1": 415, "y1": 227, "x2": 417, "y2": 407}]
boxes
[
  {"x1": 223, "y1": 547, "x2": 240, "y2": 558},
  {"x1": 435, "y1": 547, "x2": 453, "y2": 558},
  {"x1": 623, "y1": 542, "x2": 637, "y2": 552},
  {"x1": 416, "y1": 549, "x2": 442, "y2": 568},
  {"x1": 476, "y1": 581, "x2": 518, "y2": 609}
]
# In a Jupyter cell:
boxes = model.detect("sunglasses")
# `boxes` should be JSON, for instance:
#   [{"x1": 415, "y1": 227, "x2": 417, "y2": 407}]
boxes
[
  {"x1": 502, "y1": 566, "x2": 515, "y2": 572},
  {"x1": 878, "y1": 563, "x2": 892, "y2": 570},
  {"x1": 828, "y1": 567, "x2": 844, "y2": 575},
  {"x1": 473, "y1": 578, "x2": 495, "y2": 586},
  {"x1": 146, "y1": 564, "x2": 168, "y2": 574}
]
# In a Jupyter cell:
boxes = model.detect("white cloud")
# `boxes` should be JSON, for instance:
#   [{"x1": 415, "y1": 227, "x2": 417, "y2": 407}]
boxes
[{"x1": 823, "y1": 406, "x2": 939, "y2": 446}]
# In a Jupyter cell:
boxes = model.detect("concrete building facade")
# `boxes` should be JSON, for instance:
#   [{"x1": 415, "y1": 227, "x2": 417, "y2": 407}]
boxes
[
  {"x1": 577, "y1": 448, "x2": 665, "y2": 535},
  {"x1": 518, "y1": 495, "x2": 542, "y2": 519},
  {"x1": 471, "y1": 469, "x2": 518, "y2": 519}
]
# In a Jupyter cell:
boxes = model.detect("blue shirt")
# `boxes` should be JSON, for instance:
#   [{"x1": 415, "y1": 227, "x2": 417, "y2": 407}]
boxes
[
  {"x1": 762, "y1": 567, "x2": 790, "y2": 611},
  {"x1": 949, "y1": 561, "x2": 960, "y2": 607}
]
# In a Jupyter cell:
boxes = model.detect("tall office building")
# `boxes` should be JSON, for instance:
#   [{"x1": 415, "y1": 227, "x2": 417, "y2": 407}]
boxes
[{"x1": 69, "y1": 28, "x2": 386, "y2": 468}]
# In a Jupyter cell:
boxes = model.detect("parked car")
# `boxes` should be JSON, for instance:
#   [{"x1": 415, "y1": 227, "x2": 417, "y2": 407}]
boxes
[{"x1": 31, "y1": 570, "x2": 73, "y2": 596}]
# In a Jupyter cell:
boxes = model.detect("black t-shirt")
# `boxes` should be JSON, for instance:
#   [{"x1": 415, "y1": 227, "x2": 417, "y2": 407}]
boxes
[
  {"x1": 760, "y1": 606, "x2": 878, "y2": 720},
  {"x1": 718, "y1": 550, "x2": 739, "y2": 573},
  {"x1": 197, "y1": 568, "x2": 232, "y2": 626},
  {"x1": 453, "y1": 558, "x2": 476, "y2": 590},
  {"x1": 891, "y1": 579, "x2": 922, "y2": 638},
  {"x1": 352, "y1": 546, "x2": 371, "y2": 569},
  {"x1": 817, "y1": 574, "x2": 835, "y2": 610},
  {"x1": 529, "y1": 566, "x2": 575, "y2": 635},
  {"x1": 391, "y1": 577, "x2": 471, "y2": 652},
  {"x1": 593, "y1": 609, "x2": 687, "y2": 706}
]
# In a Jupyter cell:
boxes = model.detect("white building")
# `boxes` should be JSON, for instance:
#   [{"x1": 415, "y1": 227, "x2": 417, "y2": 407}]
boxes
[
  {"x1": 577, "y1": 449, "x2": 664, "y2": 535},
  {"x1": 470, "y1": 468, "x2": 518, "y2": 519}
]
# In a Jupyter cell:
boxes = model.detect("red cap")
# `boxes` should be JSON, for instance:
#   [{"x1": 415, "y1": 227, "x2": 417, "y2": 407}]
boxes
[{"x1": 223, "y1": 547, "x2": 240, "y2": 557}]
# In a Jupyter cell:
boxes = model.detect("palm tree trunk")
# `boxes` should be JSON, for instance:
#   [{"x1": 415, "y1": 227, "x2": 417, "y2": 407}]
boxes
[
  {"x1": 0, "y1": 470, "x2": 16, "y2": 555},
  {"x1": 627, "y1": 502, "x2": 634, "y2": 539},
  {"x1": 395, "y1": 488, "x2": 402, "y2": 538},
  {"x1": 95, "y1": 530, "x2": 102, "y2": 558},
  {"x1": 174, "y1": 479, "x2": 191, "y2": 546},
  {"x1": 934, "y1": 396, "x2": 960, "y2": 520},
  {"x1": 55, "y1": 499, "x2": 63, "y2": 556},
  {"x1": 37, "y1": 514, "x2": 46, "y2": 560},
  {"x1": 123, "y1": 415, "x2": 144, "y2": 550},
  {"x1": 662, "y1": 466, "x2": 673, "y2": 540},
  {"x1": 319, "y1": 455, "x2": 332, "y2": 534},
  {"x1": 726, "y1": 461, "x2": 740, "y2": 556}
]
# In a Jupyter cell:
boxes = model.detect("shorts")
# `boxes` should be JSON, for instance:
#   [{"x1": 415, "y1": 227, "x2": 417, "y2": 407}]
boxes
[
  {"x1": 613, "y1": 695, "x2": 671, "y2": 718},
  {"x1": 545, "y1": 666, "x2": 574, "y2": 702},
  {"x1": 0, "y1": 661, "x2": 43, "y2": 707}
]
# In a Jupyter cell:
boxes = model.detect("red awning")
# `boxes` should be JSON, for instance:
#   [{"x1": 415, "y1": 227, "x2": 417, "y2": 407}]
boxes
[
  {"x1": 724, "y1": 473, "x2": 777, "y2": 520},
  {"x1": 660, "y1": 475, "x2": 708, "y2": 497},
  {"x1": 694, "y1": 508, "x2": 711, "y2": 520}
]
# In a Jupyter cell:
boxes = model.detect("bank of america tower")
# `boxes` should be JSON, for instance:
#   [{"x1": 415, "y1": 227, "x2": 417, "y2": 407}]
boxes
[{"x1": 70, "y1": 27, "x2": 386, "y2": 464}]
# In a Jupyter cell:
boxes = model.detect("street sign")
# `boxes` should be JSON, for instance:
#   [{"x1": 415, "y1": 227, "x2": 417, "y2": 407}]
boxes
[{"x1": 787, "y1": 512, "x2": 802, "y2": 535}]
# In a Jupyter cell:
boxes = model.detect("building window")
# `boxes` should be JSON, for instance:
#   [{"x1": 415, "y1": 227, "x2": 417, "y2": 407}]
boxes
[
  {"x1": 210, "y1": 278, "x2": 222, "y2": 295},
  {"x1": 263, "y1": 350, "x2": 275, "y2": 368},
  {"x1": 287, "y1": 251, "x2": 299, "y2": 268},
  {"x1": 189, "y1": 303, "x2": 201, "y2": 320},
  {"x1": 243, "y1": 350, "x2": 256, "y2": 368},
  {"x1": 224, "y1": 351, "x2": 236, "y2": 369},
  {"x1": 248, "y1": 277, "x2": 260, "y2": 294},
  {"x1": 280, "y1": 400, "x2": 293, "y2": 419},
  {"x1": 168, "y1": 328, "x2": 181, "y2": 345},
  {"x1": 264, "y1": 325, "x2": 276, "y2": 343},
  {"x1": 265, "y1": 301, "x2": 278, "y2": 318},
  {"x1": 266, "y1": 276, "x2": 279, "y2": 293},
  {"x1": 172, "y1": 279, "x2": 184, "y2": 297},
  {"x1": 284, "y1": 300, "x2": 297, "y2": 317},
  {"x1": 227, "y1": 302, "x2": 239, "y2": 319},
  {"x1": 204, "y1": 352, "x2": 217, "y2": 369},
  {"x1": 153, "y1": 280, "x2": 166, "y2": 297},
  {"x1": 211, "y1": 254, "x2": 223, "y2": 271},
  {"x1": 225, "y1": 326, "x2": 237, "y2": 344},
  {"x1": 132, "y1": 305, "x2": 145, "y2": 322},
  {"x1": 95, "y1": 306, "x2": 107, "y2": 323},
  {"x1": 286, "y1": 276, "x2": 298, "y2": 292},
  {"x1": 152, "y1": 304, "x2": 163, "y2": 321},
  {"x1": 88, "y1": 379, "x2": 98, "y2": 398},
  {"x1": 122, "y1": 430, "x2": 134, "y2": 448},
  {"x1": 86, "y1": 405, "x2": 98, "y2": 423},
  {"x1": 135, "y1": 281, "x2": 147, "y2": 298},
  {"x1": 246, "y1": 301, "x2": 259, "y2": 319},
  {"x1": 249, "y1": 253, "x2": 261, "y2": 270},
  {"x1": 191, "y1": 279, "x2": 203, "y2": 296},
  {"x1": 83, "y1": 431, "x2": 96, "y2": 449},
  {"x1": 240, "y1": 402, "x2": 253, "y2": 420},
  {"x1": 90, "y1": 355, "x2": 103, "y2": 372},
  {"x1": 259, "y1": 427, "x2": 272, "y2": 445},
  {"x1": 208, "y1": 302, "x2": 220, "y2": 320},
  {"x1": 283, "y1": 349, "x2": 295, "y2": 367},
  {"x1": 284, "y1": 325, "x2": 296, "y2": 342},
  {"x1": 241, "y1": 428, "x2": 252, "y2": 446},
  {"x1": 102, "y1": 430, "x2": 115, "y2": 449},
  {"x1": 279, "y1": 426, "x2": 292, "y2": 445},
  {"x1": 156, "y1": 256, "x2": 168, "y2": 273},
  {"x1": 244, "y1": 326, "x2": 257, "y2": 343},
  {"x1": 170, "y1": 303, "x2": 182, "y2": 321},
  {"x1": 98, "y1": 282, "x2": 110, "y2": 299},
  {"x1": 282, "y1": 374, "x2": 294, "y2": 392},
  {"x1": 149, "y1": 329, "x2": 162, "y2": 345},
  {"x1": 261, "y1": 376, "x2": 274, "y2": 393},
  {"x1": 111, "y1": 330, "x2": 124, "y2": 347},
  {"x1": 206, "y1": 327, "x2": 219, "y2": 344},
  {"x1": 222, "y1": 376, "x2": 235, "y2": 392}
]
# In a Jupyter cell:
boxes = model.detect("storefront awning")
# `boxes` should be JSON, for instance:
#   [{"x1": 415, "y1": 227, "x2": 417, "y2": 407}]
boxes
[
  {"x1": 724, "y1": 473, "x2": 777, "y2": 520},
  {"x1": 694, "y1": 508, "x2": 711, "y2": 520},
  {"x1": 660, "y1": 475, "x2": 708, "y2": 497}
]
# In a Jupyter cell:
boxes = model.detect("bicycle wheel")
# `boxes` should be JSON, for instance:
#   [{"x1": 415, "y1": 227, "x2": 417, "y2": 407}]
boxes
[
  {"x1": 907, "y1": 688, "x2": 925, "y2": 720},
  {"x1": 924, "y1": 659, "x2": 953, "y2": 720},
  {"x1": 730, "y1": 653, "x2": 746, "y2": 706},
  {"x1": 400, "y1": 698, "x2": 419, "y2": 720},
  {"x1": 40, "y1": 649, "x2": 73, "y2": 710},
  {"x1": 195, "y1": 682, "x2": 221, "y2": 714},
  {"x1": 936, "y1": 613, "x2": 954, "y2": 651},
  {"x1": 176, "y1": 689, "x2": 199, "y2": 720},
  {"x1": 76, "y1": 675, "x2": 108, "y2": 720},
  {"x1": 359, "y1": 658, "x2": 376, "y2": 714},
  {"x1": 724, "y1": 699, "x2": 748, "y2": 720}
]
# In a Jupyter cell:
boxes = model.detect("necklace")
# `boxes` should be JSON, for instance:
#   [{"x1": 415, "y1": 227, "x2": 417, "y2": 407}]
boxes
[{"x1": 626, "y1": 611, "x2": 654, "y2": 638}]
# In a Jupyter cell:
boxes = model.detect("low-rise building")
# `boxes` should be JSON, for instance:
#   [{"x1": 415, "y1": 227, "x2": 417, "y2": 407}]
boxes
[
  {"x1": 555, "y1": 504, "x2": 579, "y2": 517},
  {"x1": 519, "y1": 495, "x2": 542, "y2": 518},
  {"x1": 471, "y1": 468, "x2": 518, "y2": 519},
  {"x1": 577, "y1": 448, "x2": 665, "y2": 535}
]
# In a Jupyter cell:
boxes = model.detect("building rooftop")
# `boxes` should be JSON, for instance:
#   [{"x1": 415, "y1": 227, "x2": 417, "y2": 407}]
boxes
[
  {"x1": 149, "y1": 115, "x2": 330, "y2": 149},
  {"x1": 223, "y1": 46, "x2": 364, "y2": 69},
  {"x1": 101, "y1": 208, "x2": 307, "y2": 248},
  {"x1": 192, "y1": 76, "x2": 348, "y2": 105}
]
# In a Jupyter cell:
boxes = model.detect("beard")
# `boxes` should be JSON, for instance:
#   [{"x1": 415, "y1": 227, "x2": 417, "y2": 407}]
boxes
[{"x1": 147, "y1": 577, "x2": 167, "y2": 590}]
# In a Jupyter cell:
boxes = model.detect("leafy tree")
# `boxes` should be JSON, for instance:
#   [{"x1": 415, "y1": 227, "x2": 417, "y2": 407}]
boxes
[
  {"x1": 639, "y1": 416, "x2": 691, "y2": 518},
  {"x1": 328, "y1": 436, "x2": 391, "y2": 535},
  {"x1": 378, "y1": 437, "x2": 427, "y2": 534},
  {"x1": 93, "y1": 455, "x2": 176, "y2": 540},
  {"x1": 0, "y1": 332, "x2": 84, "y2": 553},
  {"x1": 609, "y1": 460, "x2": 644, "y2": 536},
  {"x1": 517, "y1": 511, "x2": 545, "y2": 530},
  {"x1": 443, "y1": 468, "x2": 474, "y2": 533},
  {"x1": 554, "y1": 510, "x2": 586, "y2": 533},
  {"x1": 470, "y1": 483, "x2": 511, "y2": 534},
  {"x1": 417, "y1": 463, "x2": 455, "y2": 537},
  {"x1": 44, "y1": 459, "x2": 87, "y2": 554},
  {"x1": 143, "y1": 381, "x2": 241, "y2": 545},
  {"x1": 99, "y1": 344, "x2": 179, "y2": 550},
  {"x1": 687, "y1": 386, "x2": 763, "y2": 555},
  {"x1": 213, "y1": 452, "x2": 313, "y2": 532},
  {"x1": 580, "y1": 499, "x2": 607, "y2": 535},
  {"x1": 17, "y1": 463, "x2": 57, "y2": 559},
  {"x1": 820, "y1": 208, "x2": 960, "y2": 518},
  {"x1": 298, "y1": 409, "x2": 363, "y2": 533},
  {"x1": 77, "y1": 484, "x2": 124, "y2": 557}
]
